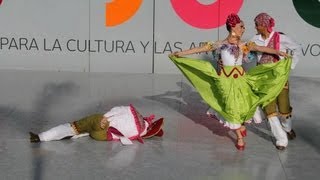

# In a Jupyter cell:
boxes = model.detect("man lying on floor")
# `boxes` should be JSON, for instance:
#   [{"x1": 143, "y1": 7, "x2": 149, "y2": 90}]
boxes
[{"x1": 29, "y1": 104, "x2": 164, "y2": 145}]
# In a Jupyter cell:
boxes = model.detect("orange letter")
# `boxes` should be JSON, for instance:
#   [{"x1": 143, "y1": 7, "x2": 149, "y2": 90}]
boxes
[{"x1": 105, "y1": 0, "x2": 143, "y2": 27}]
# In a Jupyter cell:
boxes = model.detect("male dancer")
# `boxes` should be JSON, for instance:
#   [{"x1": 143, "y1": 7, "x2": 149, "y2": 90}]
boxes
[
  {"x1": 29, "y1": 104, "x2": 164, "y2": 145},
  {"x1": 251, "y1": 13, "x2": 301, "y2": 150}
]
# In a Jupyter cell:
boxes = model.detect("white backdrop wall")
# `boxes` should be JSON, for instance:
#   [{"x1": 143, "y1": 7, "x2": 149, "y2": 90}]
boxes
[{"x1": 0, "y1": 0, "x2": 319, "y2": 77}]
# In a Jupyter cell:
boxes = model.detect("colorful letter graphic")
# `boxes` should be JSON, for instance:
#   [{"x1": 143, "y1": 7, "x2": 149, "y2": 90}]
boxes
[
  {"x1": 292, "y1": 0, "x2": 320, "y2": 28},
  {"x1": 170, "y1": 0, "x2": 243, "y2": 29},
  {"x1": 105, "y1": 0, "x2": 143, "y2": 27}
]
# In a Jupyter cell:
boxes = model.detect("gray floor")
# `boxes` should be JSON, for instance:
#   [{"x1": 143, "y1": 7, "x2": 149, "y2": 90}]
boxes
[{"x1": 0, "y1": 70, "x2": 319, "y2": 180}]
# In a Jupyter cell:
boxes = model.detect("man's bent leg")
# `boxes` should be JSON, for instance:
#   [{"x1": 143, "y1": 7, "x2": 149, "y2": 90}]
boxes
[{"x1": 73, "y1": 114, "x2": 110, "y2": 141}]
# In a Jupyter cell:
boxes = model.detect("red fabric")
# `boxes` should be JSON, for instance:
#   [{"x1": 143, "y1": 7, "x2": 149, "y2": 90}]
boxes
[
  {"x1": 106, "y1": 129, "x2": 113, "y2": 141},
  {"x1": 259, "y1": 32, "x2": 280, "y2": 64},
  {"x1": 274, "y1": 32, "x2": 280, "y2": 52},
  {"x1": 106, "y1": 127, "x2": 124, "y2": 141},
  {"x1": 226, "y1": 13, "x2": 241, "y2": 28},
  {"x1": 155, "y1": 129, "x2": 164, "y2": 137},
  {"x1": 106, "y1": 126, "x2": 145, "y2": 143},
  {"x1": 142, "y1": 118, "x2": 164, "y2": 139},
  {"x1": 129, "y1": 104, "x2": 143, "y2": 134},
  {"x1": 270, "y1": 32, "x2": 280, "y2": 63},
  {"x1": 143, "y1": 114, "x2": 155, "y2": 126}
]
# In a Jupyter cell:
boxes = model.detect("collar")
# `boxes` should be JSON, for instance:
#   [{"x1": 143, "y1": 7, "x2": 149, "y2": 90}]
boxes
[{"x1": 258, "y1": 31, "x2": 275, "y2": 42}]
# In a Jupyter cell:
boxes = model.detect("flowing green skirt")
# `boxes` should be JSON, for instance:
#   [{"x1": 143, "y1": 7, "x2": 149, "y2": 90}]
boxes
[{"x1": 169, "y1": 56, "x2": 292, "y2": 128}]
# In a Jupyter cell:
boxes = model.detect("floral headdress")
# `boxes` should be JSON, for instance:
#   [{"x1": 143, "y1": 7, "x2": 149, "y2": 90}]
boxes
[
  {"x1": 226, "y1": 13, "x2": 241, "y2": 28},
  {"x1": 254, "y1": 13, "x2": 275, "y2": 33}
]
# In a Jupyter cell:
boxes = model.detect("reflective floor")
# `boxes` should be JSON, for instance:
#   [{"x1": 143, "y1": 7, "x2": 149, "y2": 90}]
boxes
[{"x1": 0, "y1": 70, "x2": 319, "y2": 180}]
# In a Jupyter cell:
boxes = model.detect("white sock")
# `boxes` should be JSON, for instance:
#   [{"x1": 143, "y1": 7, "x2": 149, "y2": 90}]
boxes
[{"x1": 280, "y1": 117, "x2": 292, "y2": 132}]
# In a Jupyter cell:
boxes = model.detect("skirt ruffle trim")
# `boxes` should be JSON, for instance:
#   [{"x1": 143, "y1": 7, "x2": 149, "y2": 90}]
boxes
[{"x1": 206, "y1": 107, "x2": 266, "y2": 130}]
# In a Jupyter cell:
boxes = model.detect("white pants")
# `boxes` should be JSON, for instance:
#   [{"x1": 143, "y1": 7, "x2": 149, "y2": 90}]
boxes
[
  {"x1": 38, "y1": 123, "x2": 76, "y2": 141},
  {"x1": 268, "y1": 116, "x2": 288, "y2": 147}
]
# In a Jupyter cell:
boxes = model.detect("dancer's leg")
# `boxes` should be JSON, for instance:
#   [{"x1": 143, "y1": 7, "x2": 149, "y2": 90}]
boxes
[{"x1": 235, "y1": 128, "x2": 245, "y2": 150}]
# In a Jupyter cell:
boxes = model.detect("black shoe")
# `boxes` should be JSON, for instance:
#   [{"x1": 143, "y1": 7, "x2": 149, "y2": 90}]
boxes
[
  {"x1": 287, "y1": 130, "x2": 296, "y2": 140},
  {"x1": 276, "y1": 145, "x2": 286, "y2": 150},
  {"x1": 29, "y1": 132, "x2": 40, "y2": 143}
]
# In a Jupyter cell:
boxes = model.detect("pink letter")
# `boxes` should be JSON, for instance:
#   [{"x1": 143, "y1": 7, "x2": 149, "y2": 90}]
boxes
[{"x1": 170, "y1": 0, "x2": 243, "y2": 29}]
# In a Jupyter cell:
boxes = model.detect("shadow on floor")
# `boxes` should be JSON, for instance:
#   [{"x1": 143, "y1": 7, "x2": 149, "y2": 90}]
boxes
[{"x1": 145, "y1": 81, "x2": 280, "y2": 146}]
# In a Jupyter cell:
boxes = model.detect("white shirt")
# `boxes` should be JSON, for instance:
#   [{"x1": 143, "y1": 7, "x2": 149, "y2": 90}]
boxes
[
  {"x1": 220, "y1": 49, "x2": 243, "y2": 66},
  {"x1": 251, "y1": 31, "x2": 302, "y2": 69},
  {"x1": 104, "y1": 106, "x2": 148, "y2": 145}
]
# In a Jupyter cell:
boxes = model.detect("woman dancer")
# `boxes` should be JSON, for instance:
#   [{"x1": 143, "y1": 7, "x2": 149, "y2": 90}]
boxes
[{"x1": 169, "y1": 14, "x2": 291, "y2": 150}]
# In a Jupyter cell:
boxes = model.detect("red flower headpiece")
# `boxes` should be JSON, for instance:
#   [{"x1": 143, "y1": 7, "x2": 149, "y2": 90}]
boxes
[
  {"x1": 254, "y1": 13, "x2": 275, "y2": 33},
  {"x1": 226, "y1": 13, "x2": 241, "y2": 28}
]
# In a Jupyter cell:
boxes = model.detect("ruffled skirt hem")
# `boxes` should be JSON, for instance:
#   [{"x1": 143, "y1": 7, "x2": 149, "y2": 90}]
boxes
[{"x1": 206, "y1": 105, "x2": 266, "y2": 130}]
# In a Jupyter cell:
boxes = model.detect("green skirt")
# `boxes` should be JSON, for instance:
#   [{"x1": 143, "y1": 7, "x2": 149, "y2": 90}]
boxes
[{"x1": 169, "y1": 56, "x2": 292, "y2": 128}]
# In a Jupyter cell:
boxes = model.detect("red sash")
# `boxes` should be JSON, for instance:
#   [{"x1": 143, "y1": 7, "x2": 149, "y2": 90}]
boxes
[{"x1": 259, "y1": 32, "x2": 280, "y2": 64}]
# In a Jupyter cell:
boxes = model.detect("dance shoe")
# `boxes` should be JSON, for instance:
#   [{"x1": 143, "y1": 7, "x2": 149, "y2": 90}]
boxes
[
  {"x1": 235, "y1": 143, "x2": 245, "y2": 151},
  {"x1": 276, "y1": 145, "x2": 286, "y2": 150},
  {"x1": 235, "y1": 138, "x2": 245, "y2": 151},
  {"x1": 29, "y1": 132, "x2": 40, "y2": 143},
  {"x1": 287, "y1": 129, "x2": 296, "y2": 140}
]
